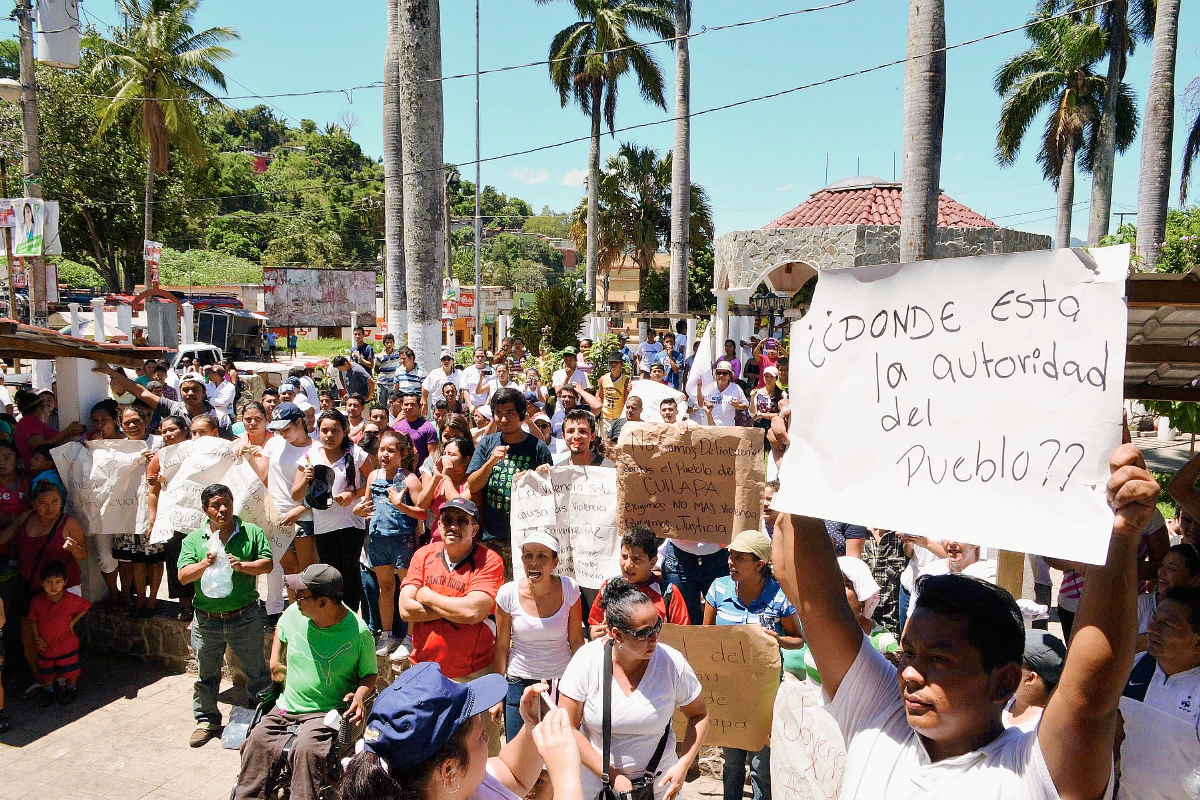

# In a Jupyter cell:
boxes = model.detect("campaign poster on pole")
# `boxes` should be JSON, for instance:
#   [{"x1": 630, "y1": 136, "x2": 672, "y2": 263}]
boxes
[
  {"x1": 12, "y1": 198, "x2": 44, "y2": 257},
  {"x1": 773, "y1": 246, "x2": 1129, "y2": 564}
]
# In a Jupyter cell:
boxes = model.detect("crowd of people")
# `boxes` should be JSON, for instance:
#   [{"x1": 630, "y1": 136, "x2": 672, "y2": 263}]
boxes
[{"x1": 0, "y1": 326, "x2": 1195, "y2": 800}]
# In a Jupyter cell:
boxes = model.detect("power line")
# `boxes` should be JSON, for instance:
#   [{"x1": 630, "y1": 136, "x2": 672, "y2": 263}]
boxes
[{"x1": 63, "y1": 2, "x2": 1111, "y2": 210}]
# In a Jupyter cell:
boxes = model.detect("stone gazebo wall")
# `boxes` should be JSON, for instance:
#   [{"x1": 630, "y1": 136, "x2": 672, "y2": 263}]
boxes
[{"x1": 714, "y1": 225, "x2": 1052, "y2": 292}]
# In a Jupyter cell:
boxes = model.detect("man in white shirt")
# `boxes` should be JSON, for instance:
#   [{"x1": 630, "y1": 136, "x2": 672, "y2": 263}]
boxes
[
  {"x1": 262, "y1": 403, "x2": 320, "y2": 616},
  {"x1": 460, "y1": 348, "x2": 495, "y2": 411},
  {"x1": 551, "y1": 347, "x2": 589, "y2": 390},
  {"x1": 205, "y1": 364, "x2": 236, "y2": 419},
  {"x1": 421, "y1": 351, "x2": 460, "y2": 414},
  {"x1": 634, "y1": 329, "x2": 663, "y2": 376},
  {"x1": 772, "y1": 442, "x2": 1159, "y2": 800}
]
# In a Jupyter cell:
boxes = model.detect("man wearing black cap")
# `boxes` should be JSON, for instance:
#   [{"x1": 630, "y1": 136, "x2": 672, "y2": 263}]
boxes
[
  {"x1": 233, "y1": 564, "x2": 377, "y2": 800},
  {"x1": 1003, "y1": 631, "x2": 1066, "y2": 732}
]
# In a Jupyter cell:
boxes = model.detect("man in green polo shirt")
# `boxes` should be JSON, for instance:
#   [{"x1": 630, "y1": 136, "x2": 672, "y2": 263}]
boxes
[
  {"x1": 178, "y1": 483, "x2": 275, "y2": 747},
  {"x1": 233, "y1": 565, "x2": 377, "y2": 800}
]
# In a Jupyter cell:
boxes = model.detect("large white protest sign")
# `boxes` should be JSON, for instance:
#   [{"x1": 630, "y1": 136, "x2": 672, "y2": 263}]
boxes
[
  {"x1": 774, "y1": 246, "x2": 1128, "y2": 563},
  {"x1": 626, "y1": 379, "x2": 687, "y2": 424},
  {"x1": 771, "y1": 678, "x2": 847, "y2": 800},
  {"x1": 52, "y1": 440, "x2": 148, "y2": 536},
  {"x1": 1117, "y1": 697, "x2": 1200, "y2": 800},
  {"x1": 148, "y1": 439, "x2": 292, "y2": 561},
  {"x1": 510, "y1": 466, "x2": 620, "y2": 590}
]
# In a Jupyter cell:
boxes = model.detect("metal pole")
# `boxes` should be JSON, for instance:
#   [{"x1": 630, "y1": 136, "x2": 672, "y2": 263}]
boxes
[
  {"x1": 16, "y1": 0, "x2": 43, "y2": 329},
  {"x1": 473, "y1": 0, "x2": 482, "y2": 349}
]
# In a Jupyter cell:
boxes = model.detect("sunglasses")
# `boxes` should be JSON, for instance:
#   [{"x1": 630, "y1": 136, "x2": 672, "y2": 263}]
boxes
[{"x1": 617, "y1": 618, "x2": 663, "y2": 641}]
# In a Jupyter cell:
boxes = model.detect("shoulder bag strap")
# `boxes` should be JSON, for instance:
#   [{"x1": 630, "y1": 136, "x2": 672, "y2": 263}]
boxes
[
  {"x1": 28, "y1": 512, "x2": 66, "y2": 586},
  {"x1": 644, "y1": 719, "x2": 674, "y2": 775},
  {"x1": 602, "y1": 637, "x2": 614, "y2": 788}
]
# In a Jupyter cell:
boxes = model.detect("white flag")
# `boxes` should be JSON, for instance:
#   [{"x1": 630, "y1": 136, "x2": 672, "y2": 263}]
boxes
[{"x1": 684, "y1": 322, "x2": 717, "y2": 423}]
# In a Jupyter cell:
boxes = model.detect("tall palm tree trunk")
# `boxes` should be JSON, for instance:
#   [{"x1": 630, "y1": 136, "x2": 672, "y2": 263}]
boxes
[
  {"x1": 383, "y1": 0, "x2": 407, "y2": 341},
  {"x1": 1137, "y1": 0, "x2": 1181, "y2": 270},
  {"x1": 1056, "y1": 137, "x2": 1078, "y2": 248},
  {"x1": 668, "y1": 0, "x2": 691, "y2": 317},
  {"x1": 143, "y1": 153, "x2": 154, "y2": 290},
  {"x1": 586, "y1": 80, "x2": 602, "y2": 313},
  {"x1": 397, "y1": 0, "x2": 446, "y2": 367},
  {"x1": 899, "y1": 0, "x2": 946, "y2": 263},
  {"x1": 1086, "y1": 2, "x2": 1127, "y2": 245}
]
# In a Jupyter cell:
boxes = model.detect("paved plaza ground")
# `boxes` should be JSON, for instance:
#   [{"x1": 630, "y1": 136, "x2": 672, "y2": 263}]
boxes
[{"x1": 0, "y1": 650, "x2": 722, "y2": 800}]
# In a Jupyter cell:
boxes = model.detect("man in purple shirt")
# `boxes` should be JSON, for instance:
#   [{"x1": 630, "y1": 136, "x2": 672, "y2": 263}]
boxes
[{"x1": 391, "y1": 393, "x2": 438, "y2": 464}]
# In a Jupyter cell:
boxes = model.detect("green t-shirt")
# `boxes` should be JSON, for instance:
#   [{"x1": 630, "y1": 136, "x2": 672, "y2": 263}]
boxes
[
  {"x1": 178, "y1": 518, "x2": 273, "y2": 614},
  {"x1": 784, "y1": 625, "x2": 900, "y2": 685},
  {"x1": 277, "y1": 603, "x2": 377, "y2": 714}
]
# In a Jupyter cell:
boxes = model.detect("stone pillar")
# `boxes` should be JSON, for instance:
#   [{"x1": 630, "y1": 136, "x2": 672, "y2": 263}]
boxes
[
  {"x1": 715, "y1": 292, "x2": 730, "y2": 356},
  {"x1": 685, "y1": 317, "x2": 698, "y2": 356},
  {"x1": 181, "y1": 302, "x2": 194, "y2": 345},
  {"x1": 115, "y1": 303, "x2": 133, "y2": 340},
  {"x1": 497, "y1": 314, "x2": 509, "y2": 343},
  {"x1": 90, "y1": 297, "x2": 106, "y2": 342},
  {"x1": 68, "y1": 302, "x2": 81, "y2": 338}
]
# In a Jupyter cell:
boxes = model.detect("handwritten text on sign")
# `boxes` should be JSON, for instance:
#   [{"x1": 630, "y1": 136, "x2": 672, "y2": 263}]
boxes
[
  {"x1": 509, "y1": 466, "x2": 620, "y2": 591},
  {"x1": 773, "y1": 246, "x2": 1128, "y2": 564},
  {"x1": 658, "y1": 624, "x2": 779, "y2": 751},
  {"x1": 615, "y1": 423, "x2": 764, "y2": 544},
  {"x1": 771, "y1": 678, "x2": 846, "y2": 800}
]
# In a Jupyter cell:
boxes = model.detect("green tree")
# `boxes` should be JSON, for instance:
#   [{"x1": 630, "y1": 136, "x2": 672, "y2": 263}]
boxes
[
  {"x1": 1098, "y1": 208, "x2": 1200, "y2": 273},
  {"x1": 569, "y1": 142, "x2": 713, "y2": 310},
  {"x1": 522, "y1": 207, "x2": 572, "y2": 238},
  {"x1": 538, "y1": 0, "x2": 675, "y2": 310},
  {"x1": 512, "y1": 283, "x2": 591, "y2": 353},
  {"x1": 0, "y1": 40, "x2": 18, "y2": 80},
  {"x1": 87, "y1": 0, "x2": 239, "y2": 287},
  {"x1": 995, "y1": 12, "x2": 1136, "y2": 248}
]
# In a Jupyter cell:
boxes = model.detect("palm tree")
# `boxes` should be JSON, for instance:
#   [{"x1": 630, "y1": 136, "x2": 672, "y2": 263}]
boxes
[
  {"x1": 383, "y1": 0, "x2": 406, "y2": 341},
  {"x1": 1136, "y1": 0, "x2": 1182, "y2": 270},
  {"x1": 1181, "y1": 77, "x2": 1200, "y2": 203},
  {"x1": 569, "y1": 142, "x2": 713, "y2": 309},
  {"x1": 994, "y1": 13, "x2": 1135, "y2": 248},
  {"x1": 87, "y1": 0, "x2": 237, "y2": 288},
  {"x1": 537, "y1": 0, "x2": 675, "y2": 312},
  {"x1": 396, "y1": 0, "x2": 445, "y2": 369},
  {"x1": 668, "y1": 0, "x2": 690, "y2": 316},
  {"x1": 899, "y1": 0, "x2": 946, "y2": 264}
]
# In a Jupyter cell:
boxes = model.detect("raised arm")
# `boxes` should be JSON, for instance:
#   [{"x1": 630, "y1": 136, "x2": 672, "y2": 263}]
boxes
[
  {"x1": 772, "y1": 514, "x2": 863, "y2": 698},
  {"x1": 1167, "y1": 452, "x2": 1200, "y2": 520},
  {"x1": 92, "y1": 362, "x2": 161, "y2": 409},
  {"x1": 572, "y1": 382, "x2": 602, "y2": 414},
  {"x1": 1038, "y1": 443, "x2": 1158, "y2": 800}
]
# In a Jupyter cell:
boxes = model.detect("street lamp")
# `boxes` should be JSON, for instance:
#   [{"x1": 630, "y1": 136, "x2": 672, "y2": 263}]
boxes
[{"x1": 750, "y1": 290, "x2": 788, "y2": 339}]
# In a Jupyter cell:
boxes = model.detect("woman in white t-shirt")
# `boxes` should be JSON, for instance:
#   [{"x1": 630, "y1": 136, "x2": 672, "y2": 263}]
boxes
[
  {"x1": 559, "y1": 579, "x2": 710, "y2": 800},
  {"x1": 291, "y1": 408, "x2": 371, "y2": 610},
  {"x1": 494, "y1": 533, "x2": 585, "y2": 741},
  {"x1": 699, "y1": 362, "x2": 747, "y2": 427}
]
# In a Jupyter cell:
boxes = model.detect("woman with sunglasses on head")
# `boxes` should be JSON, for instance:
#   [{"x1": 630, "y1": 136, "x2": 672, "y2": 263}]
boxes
[
  {"x1": 293, "y1": 409, "x2": 371, "y2": 611},
  {"x1": 559, "y1": 578, "x2": 709, "y2": 800}
]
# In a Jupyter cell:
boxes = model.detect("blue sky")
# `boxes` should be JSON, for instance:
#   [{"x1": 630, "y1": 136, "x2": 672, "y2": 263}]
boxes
[{"x1": 16, "y1": 1, "x2": 1200, "y2": 239}]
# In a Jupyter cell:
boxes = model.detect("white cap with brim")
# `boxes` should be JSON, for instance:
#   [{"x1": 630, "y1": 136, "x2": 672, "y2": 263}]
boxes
[
  {"x1": 521, "y1": 532, "x2": 560, "y2": 554},
  {"x1": 179, "y1": 372, "x2": 206, "y2": 387}
]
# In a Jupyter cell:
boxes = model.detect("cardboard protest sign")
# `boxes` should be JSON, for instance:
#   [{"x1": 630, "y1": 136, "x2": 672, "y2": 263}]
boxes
[
  {"x1": 627, "y1": 380, "x2": 687, "y2": 423},
  {"x1": 658, "y1": 624, "x2": 779, "y2": 751},
  {"x1": 774, "y1": 246, "x2": 1129, "y2": 564},
  {"x1": 52, "y1": 440, "x2": 148, "y2": 536},
  {"x1": 226, "y1": 457, "x2": 295, "y2": 563},
  {"x1": 614, "y1": 423, "x2": 764, "y2": 544},
  {"x1": 771, "y1": 678, "x2": 847, "y2": 800},
  {"x1": 510, "y1": 466, "x2": 620, "y2": 590}
]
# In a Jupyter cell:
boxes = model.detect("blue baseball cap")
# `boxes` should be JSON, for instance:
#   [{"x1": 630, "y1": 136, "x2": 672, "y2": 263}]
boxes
[
  {"x1": 363, "y1": 662, "x2": 507, "y2": 771},
  {"x1": 267, "y1": 402, "x2": 305, "y2": 431}
]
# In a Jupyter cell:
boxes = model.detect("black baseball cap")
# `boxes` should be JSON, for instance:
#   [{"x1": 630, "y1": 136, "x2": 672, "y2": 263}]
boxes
[
  {"x1": 1023, "y1": 630, "x2": 1067, "y2": 687},
  {"x1": 284, "y1": 564, "x2": 344, "y2": 599},
  {"x1": 440, "y1": 497, "x2": 478, "y2": 520},
  {"x1": 267, "y1": 402, "x2": 305, "y2": 431}
]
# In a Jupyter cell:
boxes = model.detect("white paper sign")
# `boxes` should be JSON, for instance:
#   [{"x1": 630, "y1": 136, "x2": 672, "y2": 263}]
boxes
[
  {"x1": 510, "y1": 466, "x2": 620, "y2": 590},
  {"x1": 627, "y1": 380, "x2": 687, "y2": 424},
  {"x1": 773, "y1": 247, "x2": 1128, "y2": 564},
  {"x1": 1117, "y1": 696, "x2": 1200, "y2": 800},
  {"x1": 52, "y1": 440, "x2": 149, "y2": 536},
  {"x1": 771, "y1": 678, "x2": 847, "y2": 800}
]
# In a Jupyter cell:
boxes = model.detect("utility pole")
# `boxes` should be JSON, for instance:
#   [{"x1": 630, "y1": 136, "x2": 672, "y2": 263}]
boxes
[
  {"x1": 16, "y1": 0, "x2": 44, "y2": 328},
  {"x1": 473, "y1": 0, "x2": 482, "y2": 349}
]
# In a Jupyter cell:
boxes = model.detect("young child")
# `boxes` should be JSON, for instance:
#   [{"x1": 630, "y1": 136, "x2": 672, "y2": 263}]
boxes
[
  {"x1": 27, "y1": 561, "x2": 91, "y2": 707},
  {"x1": 0, "y1": 594, "x2": 8, "y2": 732},
  {"x1": 363, "y1": 430, "x2": 423, "y2": 658},
  {"x1": 28, "y1": 444, "x2": 62, "y2": 492}
]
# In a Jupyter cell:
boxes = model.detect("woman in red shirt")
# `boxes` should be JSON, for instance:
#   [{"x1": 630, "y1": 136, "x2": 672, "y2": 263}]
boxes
[{"x1": 12, "y1": 390, "x2": 83, "y2": 469}]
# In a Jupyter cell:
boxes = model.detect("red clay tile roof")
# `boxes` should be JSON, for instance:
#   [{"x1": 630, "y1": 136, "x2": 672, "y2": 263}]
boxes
[{"x1": 766, "y1": 176, "x2": 997, "y2": 229}]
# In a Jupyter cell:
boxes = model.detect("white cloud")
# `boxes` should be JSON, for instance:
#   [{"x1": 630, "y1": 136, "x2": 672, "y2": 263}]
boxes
[
  {"x1": 509, "y1": 167, "x2": 551, "y2": 185},
  {"x1": 561, "y1": 169, "x2": 588, "y2": 187},
  {"x1": 776, "y1": 183, "x2": 795, "y2": 192}
]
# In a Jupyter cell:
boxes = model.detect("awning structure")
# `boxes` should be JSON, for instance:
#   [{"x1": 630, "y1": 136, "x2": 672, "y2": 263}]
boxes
[
  {"x1": 1126, "y1": 273, "x2": 1200, "y2": 401},
  {"x1": 202, "y1": 307, "x2": 268, "y2": 322},
  {"x1": 0, "y1": 318, "x2": 168, "y2": 368}
]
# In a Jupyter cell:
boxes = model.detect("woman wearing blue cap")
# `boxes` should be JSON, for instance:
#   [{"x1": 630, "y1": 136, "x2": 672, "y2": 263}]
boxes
[{"x1": 340, "y1": 662, "x2": 584, "y2": 800}]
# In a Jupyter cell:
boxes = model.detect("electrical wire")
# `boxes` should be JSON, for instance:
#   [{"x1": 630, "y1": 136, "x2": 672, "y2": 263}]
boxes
[{"x1": 62, "y1": 1, "x2": 1115, "y2": 211}]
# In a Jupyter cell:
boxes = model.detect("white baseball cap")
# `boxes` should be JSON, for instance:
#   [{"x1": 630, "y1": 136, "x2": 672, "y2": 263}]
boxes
[{"x1": 521, "y1": 532, "x2": 560, "y2": 554}]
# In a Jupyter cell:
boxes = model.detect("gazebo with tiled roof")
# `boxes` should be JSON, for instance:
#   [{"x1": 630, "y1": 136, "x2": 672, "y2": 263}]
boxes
[{"x1": 709, "y1": 176, "x2": 1052, "y2": 348}]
